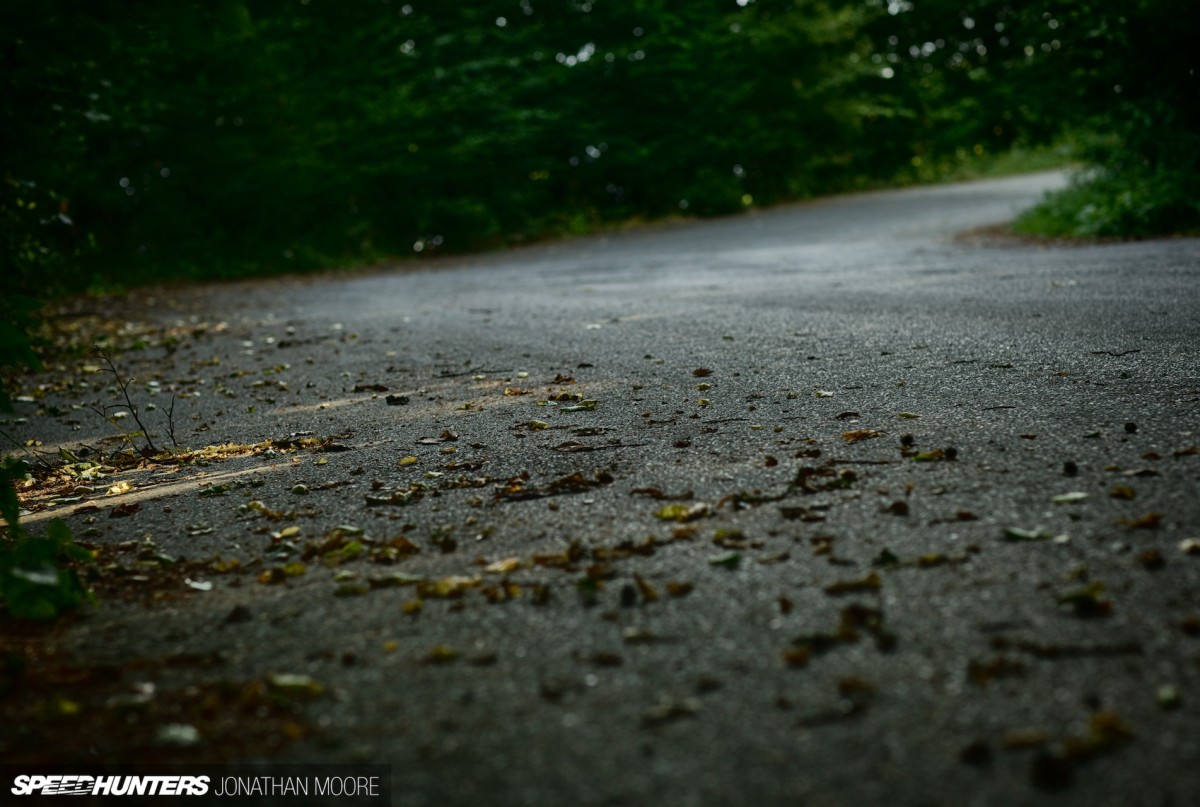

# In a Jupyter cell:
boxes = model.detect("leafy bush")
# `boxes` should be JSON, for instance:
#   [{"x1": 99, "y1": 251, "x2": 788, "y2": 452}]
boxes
[
  {"x1": 0, "y1": 504, "x2": 93, "y2": 621},
  {"x1": 0, "y1": 454, "x2": 92, "y2": 620},
  {"x1": 869, "y1": 0, "x2": 1199, "y2": 236},
  {"x1": 1015, "y1": 167, "x2": 1200, "y2": 239},
  {"x1": 0, "y1": 295, "x2": 43, "y2": 413},
  {"x1": 0, "y1": 295, "x2": 91, "y2": 620}
]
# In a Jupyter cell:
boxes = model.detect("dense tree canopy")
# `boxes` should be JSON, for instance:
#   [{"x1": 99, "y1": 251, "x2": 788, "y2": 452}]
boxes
[{"x1": 2, "y1": 1, "x2": 1196, "y2": 297}]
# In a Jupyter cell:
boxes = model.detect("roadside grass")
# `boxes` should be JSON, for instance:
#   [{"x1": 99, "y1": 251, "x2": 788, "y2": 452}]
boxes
[
  {"x1": 901, "y1": 141, "x2": 1077, "y2": 186},
  {"x1": 1013, "y1": 167, "x2": 1200, "y2": 240}
]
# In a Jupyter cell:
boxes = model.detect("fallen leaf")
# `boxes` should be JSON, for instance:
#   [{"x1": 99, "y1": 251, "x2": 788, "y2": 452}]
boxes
[
  {"x1": 967, "y1": 656, "x2": 1027, "y2": 686},
  {"x1": 633, "y1": 573, "x2": 659, "y2": 603},
  {"x1": 1004, "y1": 728, "x2": 1050, "y2": 749},
  {"x1": 1137, "y1": 549, "x2": 1165, "y2": 569},
  {"x1": 1056, "y1": 581, "x2": 1113, "y2": 617},
  {"x1": 655, "y1": 502, "x2": 713, "y2": 522},
  {"x1": 1062, "y1": 710, "x2": 1134, "y2": 761},
  {"x1": 369, "y1": 572, "x2": 424, "y2": 588},
  {"x1": 824, "y1": 571, "x2": 882, "y2": 595},
  {"x1": 641, "y1": 697, "x2": 699, "y2": 727},
  {"x1": 622, "y1": 628, "x2": 660, "y2": 644},
  {"x1": 155, "y1": 724, "x2": 201, "y2": 748},
  {"x1": 420, "y1": 645, "x2": 459, "y2": 665},
  {"x1": 1119, "y1": 512, "x2": 1162, "y2": 530},
  {"x1": 707, "y1": 551, "x2": 741, "y2": 569},
  {"x1": 1002, "y1": 527, "x2": 1053, "y2": 542},
  {"x1": 468, "y1": 651, "x2": 499, "y2": 666},
  {"x1": 485, "y1": 557, "x2": 522, "y2": 574},
  {"x1": 782, "y1": 647, "x2": 810, "y2": 668},
  {"x1": 842, "y1": 429, "x2": 883, "y2": 444},
  {"x1": 266, "y1": 673, "x2": 324, "y2": 695},
  {"x1": 416, "y1": 575, "x2": 481, "y2": 599},
  {"x1": 258, "y1": 568, "x2": 286, "y2": 585},
  {"x1": 872, "y1": 548, "x2": 900, "y2": 568},
  {"x1": 911, "y1": 447, "x2": 958, "y2": 461}
]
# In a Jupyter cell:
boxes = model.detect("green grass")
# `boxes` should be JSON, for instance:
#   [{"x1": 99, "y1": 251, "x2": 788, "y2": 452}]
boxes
[
  {"x1": 1014, "y1": 167, "x2": 1200, "y2": 240},
  {"x1": 924, "y1": 142, "x2": 1078, "y2": 184}
]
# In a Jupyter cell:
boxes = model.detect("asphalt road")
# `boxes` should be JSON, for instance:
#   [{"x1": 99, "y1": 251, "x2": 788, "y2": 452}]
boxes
[{"x1": 6, "y1": 172, "x2": 1200, "y2": 806}]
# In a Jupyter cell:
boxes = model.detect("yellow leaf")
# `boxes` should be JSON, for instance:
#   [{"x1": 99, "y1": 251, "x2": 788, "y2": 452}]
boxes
[
  {"x1": 485, "y1": 557, "x2": 522, "y2": 574},
  {"x1": 634, "y1": 573, "x2": 659, "y2": 603},
  {"x1": 824, "y1": 571, "x2": 882, "y2": 594},
  {"x1": 841, "y1": 429, "x2": 884, "y2": 443}
]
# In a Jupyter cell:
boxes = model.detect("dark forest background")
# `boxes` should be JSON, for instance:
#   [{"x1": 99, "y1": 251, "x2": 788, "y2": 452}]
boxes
[{"x1": 3, "y1": 0, "x2": 1197, "y2": 299}]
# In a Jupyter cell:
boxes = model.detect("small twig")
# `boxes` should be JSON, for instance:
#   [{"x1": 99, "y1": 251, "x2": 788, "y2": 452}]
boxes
[
  {"x1": 94, "y1": 347, "x2": 159, "y2": 456},
  {"x1": 165, "y1": 394, "x2": 180, "y2": 451},
  {"x1": 0, "y1": 427, "x2": 45, "y2": 465},
  {"x1": 86, "y1": 404, "x2": 139, "y2": 453}
]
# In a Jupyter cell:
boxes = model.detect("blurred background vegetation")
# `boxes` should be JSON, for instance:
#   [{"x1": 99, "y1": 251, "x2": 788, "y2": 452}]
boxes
[{"x1": 2, "y1": 0, "x2": 1197, "y2": 302}]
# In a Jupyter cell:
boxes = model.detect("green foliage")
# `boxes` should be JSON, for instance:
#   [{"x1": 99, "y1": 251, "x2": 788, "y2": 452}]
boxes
[
  {"x1": 866, "y1": 0, "x2": 1199, "y2": 234},
  {"x1": 1, "y1": 0, "x2": 1194, "y2": 297},
  {"x1": 1015, "y1": 167, "x2": 1200, "y2": 239},
  {"x1": 0, "y1": 461, "x2": 93, "y2": 620},
  {"x1": 0, "y1": 1, "x2": 896, "y2": 292},
  {"x1": 0, "y1": 295, "x2": 43, "y2": 414},
  {"x1": 0, "y1": 298, "x2": 90, "y2": 620}
]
